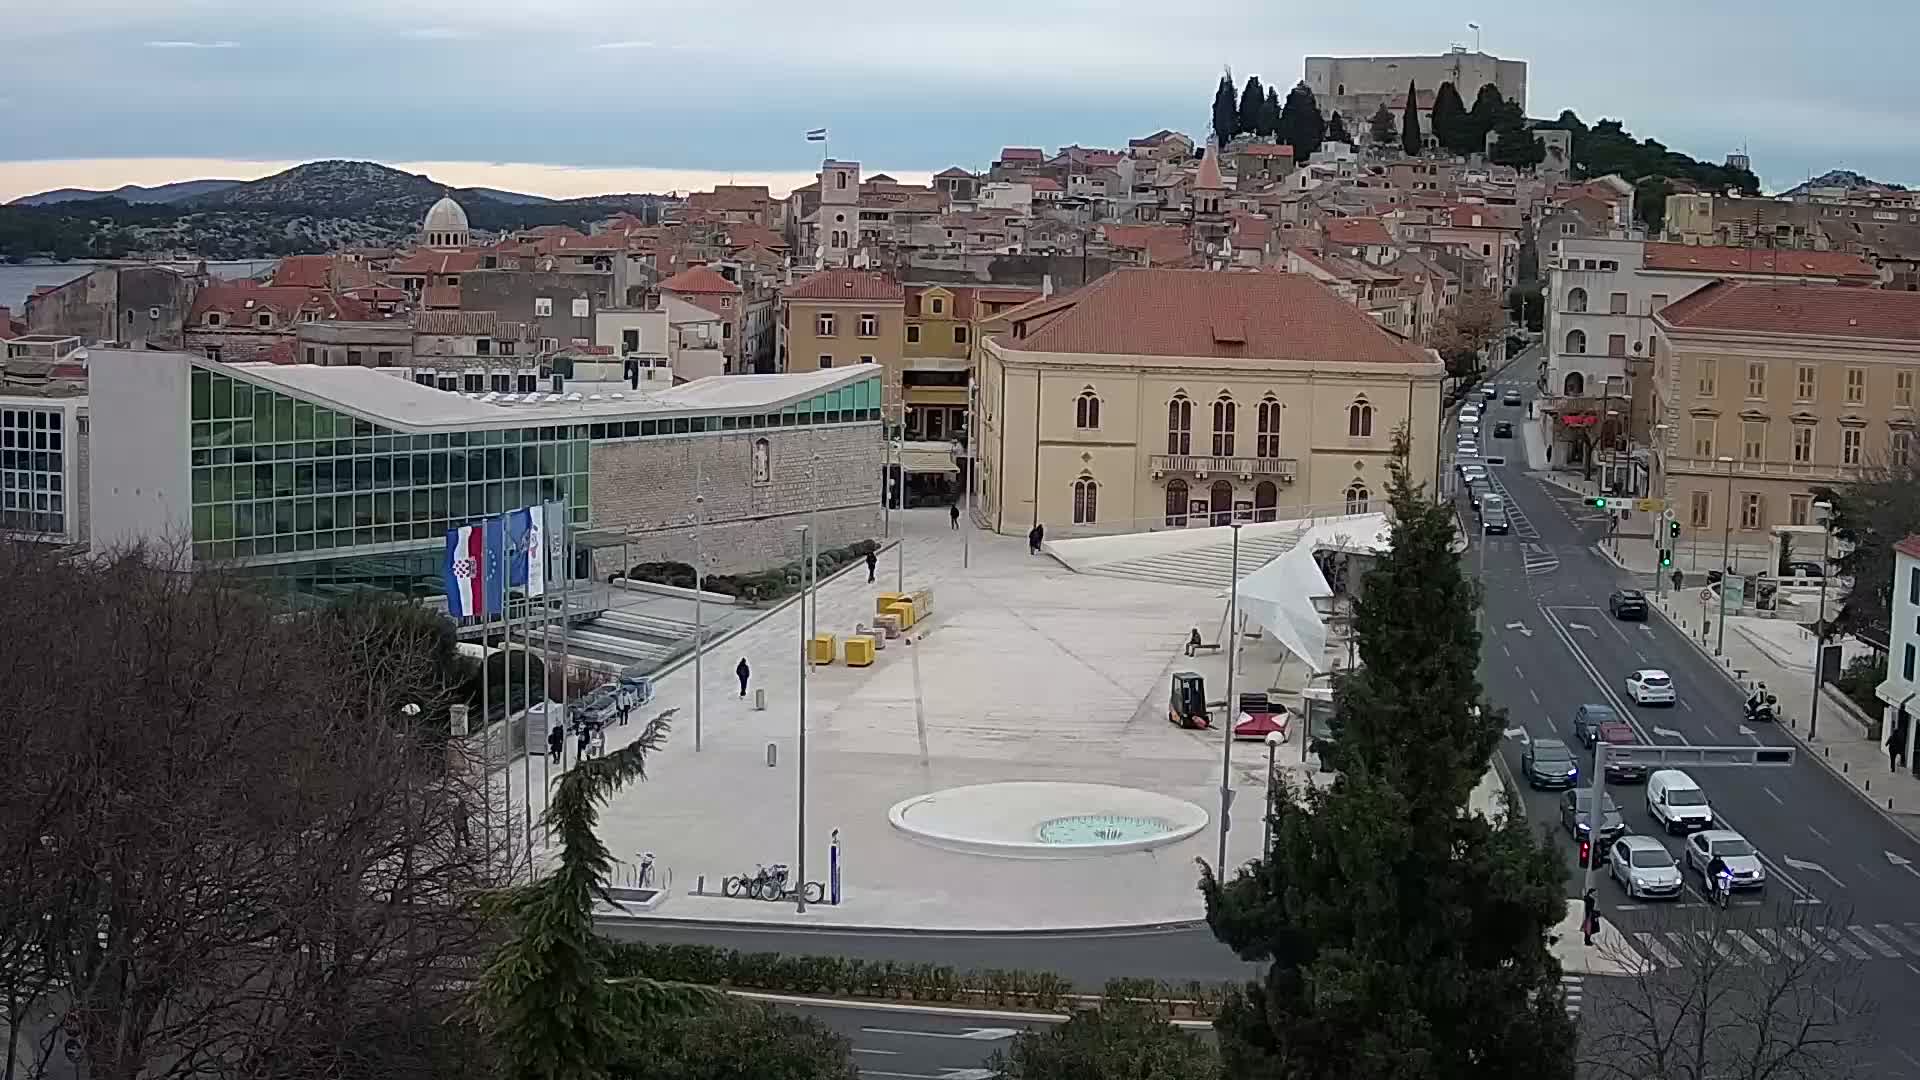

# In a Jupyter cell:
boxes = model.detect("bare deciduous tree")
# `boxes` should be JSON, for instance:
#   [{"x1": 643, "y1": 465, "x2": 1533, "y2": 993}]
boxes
[
  {"x1": 1583, "y1": 901, "x2": 1875, "y2": 1080},
  {"x1": 0, "y1": 542, "x2": 505, "y2": 1080}
]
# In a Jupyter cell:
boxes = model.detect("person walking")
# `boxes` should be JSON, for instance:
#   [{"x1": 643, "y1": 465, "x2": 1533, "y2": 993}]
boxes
[
  {"x1": 1582, "y1": 888, "x2": 1599, "y2": 946},
  {"x1": 1671, "y1": 568, "x2": 1683, "y2": 594},
  {"x1": 576, "y1": 720, "x2": 592, "y2": 762},
  {"x1": 736, "y1": 657, "x2": 752, "y2": 698},
  {"x1": 547, "y1": 722, "x2": 564, "y2": 763},
  {"x1": 1028, "y1": 523, "x2": 1044, "y2": 555},
  {"x1": 866, "y1": 550, "x2": 877, "y2": 583},
  {"x1": 950, "y1": 503, "x2": 960, "y2": 530}
]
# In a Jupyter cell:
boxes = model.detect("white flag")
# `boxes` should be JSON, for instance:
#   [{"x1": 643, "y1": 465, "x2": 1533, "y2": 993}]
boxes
[{"x1": 523, "y1": 503, "x2": 546, "y2": 598}]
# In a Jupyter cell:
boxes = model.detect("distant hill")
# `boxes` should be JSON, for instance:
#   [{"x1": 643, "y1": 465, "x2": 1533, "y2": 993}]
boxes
[
  {"x1": 9, "y1": 179, "x2": 242, "y2": 207},
  {"x1": 1780, "y1": 169, "x2": 1909, "y2": 197}
]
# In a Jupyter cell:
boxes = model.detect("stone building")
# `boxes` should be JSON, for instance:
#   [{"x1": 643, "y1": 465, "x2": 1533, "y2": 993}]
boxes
[
  {"x1": 25, "y1": 264, "x2": 203, "y2": 349},
  {"x1": 1304, "y1": 49, "x2": 1528, "y2": 126}
]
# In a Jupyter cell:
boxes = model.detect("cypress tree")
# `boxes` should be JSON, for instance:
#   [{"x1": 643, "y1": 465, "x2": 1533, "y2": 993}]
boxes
[
  {"x1": 1238, "y1": 75, "x2": 1268, "y2": 139},
  {"x1": 1326, "y1": 110, "x2": 1351, "y2": 145},
  {"x1": 1400, "y1": 80, "x2": 1423, "y2": 156},
  {"x1": 1368, "y1": 103, "x2": 1398, "y2": 147},
  {"x1": 1467, "y1": 83, "x2": 1508, "y2": 154},
  {"x1": 1212, "y1": 72, "x2": 1240, "y2": 144},
  {"x1": 1201, "y1": 442, "x2": 1576, "y2": 1080},
  {"x1": 1264, "y1": 86, "x2": 1283, "y2": 138},
  {"x1": 1430, "y1": 81, "x2": 1470, "y2": 154},
  {"x1": 1277, "y1": 81, "x2": 1327, "y2": 160}
]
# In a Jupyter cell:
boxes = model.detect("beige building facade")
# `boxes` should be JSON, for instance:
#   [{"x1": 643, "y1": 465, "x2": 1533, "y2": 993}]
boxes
[
  {"x1": 976, "y1": 269, "x2": 1444, "y2": 536},
  {"x1": 1652, "y1": 281, "x2": 1920, "y2": 563}
]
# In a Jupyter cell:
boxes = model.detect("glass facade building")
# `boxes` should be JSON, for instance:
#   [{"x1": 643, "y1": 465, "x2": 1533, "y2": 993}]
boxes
[{"x1": 1, "y1": 405, "x2": 70, "y2": 536}]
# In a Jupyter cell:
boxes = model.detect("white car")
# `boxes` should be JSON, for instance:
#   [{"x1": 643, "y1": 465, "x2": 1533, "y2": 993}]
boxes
[
  {"x1": 1684, "y1": 829, "x2": 1767, "y2": 892},
  {"x1": 1626, "y1": 668, "x2": 1676, "y2": 706}
]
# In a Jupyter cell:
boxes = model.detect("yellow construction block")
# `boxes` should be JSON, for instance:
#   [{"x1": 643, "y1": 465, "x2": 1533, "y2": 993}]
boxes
[
  {"x1": 911, "y1": 588, "x2": 934, "y2": 617},
  {"x1": 876, "y1": 592, "x2": 911, "y2": 615},
  {"x1": 844, "y1": 636, "x2": 875, "y2": 666},
  {"x1": 884, "y1": 601, "x2": 916, "y2": 629},
  {"x1": 810, "y1": 633, "x2": 838, "y2": 664}
]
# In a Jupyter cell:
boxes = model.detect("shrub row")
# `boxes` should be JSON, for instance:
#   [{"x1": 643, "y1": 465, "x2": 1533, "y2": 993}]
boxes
[
  {"x1": 623, "y1": 539, "x2": 880, "y2": 604},
  {"x1": 603, "y1": 940, "x2": 1229, "y2": 1019}
]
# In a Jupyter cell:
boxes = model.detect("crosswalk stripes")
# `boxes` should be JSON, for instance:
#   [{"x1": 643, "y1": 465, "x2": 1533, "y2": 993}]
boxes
[
  {"x1": 1523, "y1": 542, "x2": 1560, "y2": 576},
  {"x1": 1561, "y1": 973, "x2": 1583, "y2": 1019},
  {"x1": 1614, "y1": 922, "x2": 1920, "y2": 969}
]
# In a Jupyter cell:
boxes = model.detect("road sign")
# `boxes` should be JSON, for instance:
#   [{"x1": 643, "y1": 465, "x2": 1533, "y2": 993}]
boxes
[
  {"x1": 1636, "y1": 498, "x2": 1666, "y2": 513},
  {"x1": 1664, "y1": 507, "x2": 1678, "y2": 521}
]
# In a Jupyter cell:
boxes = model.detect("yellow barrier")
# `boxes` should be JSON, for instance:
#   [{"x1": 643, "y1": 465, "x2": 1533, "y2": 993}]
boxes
[
  {"x1": 810, "y1": 633, "x2": 838, "y2": 664},
  {"x1": 884, "y1": 601, "x2": 916, "y2": 629},
  {"x1": 876, "y1": 592, "x2": 911, "y2": 615},
  {"x1": 844, "y1": 636, "x2": 875, "y2": 666}
]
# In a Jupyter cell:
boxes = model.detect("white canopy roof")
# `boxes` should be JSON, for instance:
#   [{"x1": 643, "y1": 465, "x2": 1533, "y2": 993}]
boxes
[{"x1": 1233, "y1": 512, "x2": 1394, "y2": 673}]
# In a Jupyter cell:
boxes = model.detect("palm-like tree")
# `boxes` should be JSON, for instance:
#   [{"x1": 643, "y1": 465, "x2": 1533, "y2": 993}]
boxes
[{"x1": 475, "y1": 708, "x2": 714, "y2": 1080}]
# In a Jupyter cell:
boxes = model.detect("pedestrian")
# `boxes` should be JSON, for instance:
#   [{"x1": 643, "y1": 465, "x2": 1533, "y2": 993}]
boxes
[
  {"x1": 866, "y1": 550, "x2": 877, "y2": 583},
  {"x1": 1186, "y1": 628, "x2": 1202, "y2": 658},
  {"x1": 1028, "y1": 523, "x2": 1044, "y2": 555},
  {"x1": 1671, "y1": 568, "x2": 1683, "y2": 594},
  {"x1": 576, "y1": 721, "x2": 592, "y2": 761},
  {"x1": 950, "y1": 503, "x2": 960, "y2": 530},
  {"x1": 547, "y1": 723, "x2": 564, "y2": 762},
  {"x1": 737, "y1": 657, "x2": 751, "y2": 698},
  {"x1": 1582, "y1": 888, "x2": 1599, "y2": 946}
]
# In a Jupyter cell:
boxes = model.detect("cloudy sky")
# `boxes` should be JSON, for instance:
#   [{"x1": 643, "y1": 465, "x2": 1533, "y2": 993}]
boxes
[{"x1": 1, "y1": 0, "x2": 1912, "y2": 200}]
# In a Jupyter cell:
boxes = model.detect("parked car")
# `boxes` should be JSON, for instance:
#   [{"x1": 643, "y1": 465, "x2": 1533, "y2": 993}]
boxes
[
  {"x1": 1608, "y1": 589, "x2": 1649, "y2": 621},
  {"x1": 1493, "y1": 420, "x2": 1514, "y2": 438},
  {"x1": 1502, "y1": 389, "x2": 1522, "y2": 406},
  {"x1": 1647, "y1": 769, "x2": 1714, "y2": 834},
  {"x1": 1522, "y1": 737, "x2": 1580, "y2": 790},
  {"x1": 1684, "y1": 829, "x2": 1767, "y2": 892},
  {"x1": 1560, "y1": 789, "x2": 1628, "y2": 847},
  {"x1": 1625, "y1": 668, "x2": 1677, "y2": 706},
  {"x1": 1608, "y1": 835, "x2": 1683, "y2": 900}
]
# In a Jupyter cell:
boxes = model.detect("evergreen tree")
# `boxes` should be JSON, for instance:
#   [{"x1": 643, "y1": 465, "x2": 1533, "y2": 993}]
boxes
[
  {"x1": 1200, "y1": 442, "x2": 1577, "y2": 1080},
  {"x1": 1467, "y1": 83, "x2": 1508, "y2": 154},
  {"x1": 1238, "y1": 75, "x2": 1268, "y2": 139},
  {"x1": 1400, "y1": 80, "x2": 1423, "y2": 156},
  {"x1": 1325, "y1": 110, "x2": 1351, "y2": 145},
  {"x1": 1276, "y1": 81, "x2": 1327, "y2": 159},
  {"x1": 1212, "y1": 72, "x2": 1240, "y2": 144},
  {"x1": 1488, "y1": 102, "x2": 1547, "y2": 170},
  {"x1": 1368, "y1": 103, "x2": 1398, "y2": 147},
  {"x1": 1430, "y1": 81, "x2": 1470, "y2": 154},
  {"x1": 1264, "y1": 86, "x2": 1283, "y2": 138}
]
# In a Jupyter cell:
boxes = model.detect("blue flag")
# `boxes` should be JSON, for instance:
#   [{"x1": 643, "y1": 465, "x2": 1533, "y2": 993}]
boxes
[{"x1": 483, "y1": 515, "x2": 508, "y2": 616}]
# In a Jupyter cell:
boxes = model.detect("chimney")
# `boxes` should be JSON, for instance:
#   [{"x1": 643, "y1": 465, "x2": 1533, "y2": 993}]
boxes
[{"x1": 1041, "y1": 273, "x2": 1054, "y2": 299}]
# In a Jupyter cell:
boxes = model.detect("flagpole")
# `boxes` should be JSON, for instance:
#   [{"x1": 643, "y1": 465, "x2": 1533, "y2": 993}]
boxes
[
  {"x1": 477, "y1": 534, "x2": 493, "y2": 872},
  {"x1": 496, "y1": 518, "x2": 512, "y2": 874},
  {"x1": 520, "y1": 512, "x2": 534, "y2": 871},
  {"x1": 540, "y1": 526, "x2": 554, "y2": 832}
]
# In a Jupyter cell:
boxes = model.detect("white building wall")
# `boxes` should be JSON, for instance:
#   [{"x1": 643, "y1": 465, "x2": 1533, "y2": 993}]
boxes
[{"x1": 87, "y1": 348, "x2": 192, "y2": 561}]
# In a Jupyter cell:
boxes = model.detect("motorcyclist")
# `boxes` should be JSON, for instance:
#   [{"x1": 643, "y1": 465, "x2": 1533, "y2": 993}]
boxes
[
  {"x1": 1747, "y1": 682, "x2": 1771, "y2": 717},
  {"x1": 1706, "y1": 852, "x2": 1731, "y2": 902}
]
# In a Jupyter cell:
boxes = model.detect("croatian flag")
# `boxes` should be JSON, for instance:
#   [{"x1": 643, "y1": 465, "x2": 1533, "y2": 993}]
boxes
[
  {"x1": 805, "y1": 128, "x2": 828, "y2": 142},
  {"x1": 443, "y1": 524, "x2": 488, "y2": 617},
  {"x1": 506, "y1": 504, "x2": 547, "y2": 598}
]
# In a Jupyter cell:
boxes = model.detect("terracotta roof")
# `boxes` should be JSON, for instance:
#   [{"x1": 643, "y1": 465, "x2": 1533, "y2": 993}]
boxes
[
  {"x1": 415, "y1": 310, "x2": 500, "y2": 336},
  {"x1": 998, "y1": 269, "x2": 1434, "y2": 364},
  {"x1": 386, "y1": 249, "x2": 486, "y2": 275},
  {"x1": 935, "y1": 166, "x2": 975, "y2": 178},
  {"x1": 658, "y1": 265, "x2": 742, "y2": 295},
  {"x1": 1641, "y1": 243, "x2": 1877, "y2": 281},
  {"x1": 1894, "y1": 535, "x2": 1920, "y2": 561},
  {"x1": 721, "y1": 223, "x2": 787, "y2": 252},
  {"x1": 998, "y1": 147, "x2": 1045, "y2": 162},
  {"x1": 1230, "y1": 214, "x2": 1273, "y2": 248},
  {"x1": 1029, "y1": 177, "x2": 1062, "y2": 192},
  {"x1": 1236, "y1": 143, "x2": 1296, "y2": 159},
  {"x1": 189, "y1": 280, "x2": 371, "y2": 324},
  {"x1": 1325, "y1": 217, "x2": 1393, "y2": 247},
  {"x1": 783, "y1": 269, "x2": 904, "y2": 302},
  {"x1": 272, "y1": 255, "x2": 333, "y2": 289},
  {"x1": 1195, "y1": 144, "x2": 1225, "y2": 190},
  {"x1": 1103, "y1": 223, "x2": 1193, "y2": 266},
  {"x1": 422, "y1": 284, "x2": 461, "y2": 309},
  {"x1": 1656, "y1": 279, "x2": 1920, "y2": 341},
  {"x1": 1445, "y1": 204, "x2": 1521, "y2": 230}
]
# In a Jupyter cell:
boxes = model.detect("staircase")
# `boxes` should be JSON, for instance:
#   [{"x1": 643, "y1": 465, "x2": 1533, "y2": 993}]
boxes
[{"x1": 1085, "y1": 530, "x2": 1305, "y2": 588}]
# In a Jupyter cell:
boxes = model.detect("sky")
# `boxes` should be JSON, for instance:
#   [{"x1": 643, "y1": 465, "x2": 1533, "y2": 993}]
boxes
[{"x1": 2, "y1": 0, "x2": 1915, "y2": 202}]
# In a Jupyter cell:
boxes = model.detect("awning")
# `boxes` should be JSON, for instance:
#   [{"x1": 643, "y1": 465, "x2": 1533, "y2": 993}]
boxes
[
  {"x1": 1234, "y1": 542, "x2": 1334, "y2": 674},
  {"x1": 898, "y1": 442, "x2": 959, "y2": 475}
]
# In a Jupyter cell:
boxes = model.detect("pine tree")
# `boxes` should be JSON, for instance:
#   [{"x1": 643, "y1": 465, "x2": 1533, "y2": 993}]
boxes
[
  {"x1": 1212, "y1": 72, "x2": 1240, "y2": 144},
  {"x1": 1264, "y1": 86, "x2": 1283, "y2": 138},
  {"x1": 1400, "y1": 80, "x2": 1423, "y2": 156},
  {"x1": 1430, "y1": 81, "x2": 1470, "y2": 154},
  {"x1": 1200, "y1": 442, "x2": 1577, "y2": 1080},
  {"x1": 1467, "y1": 83, "x2": 1507, "y2": 154},
  {"x1": 1276, "y1": 81, "x2": 1327, "y2": 160},
  {"x1": 1488, "y1": 98, "x2": 1546, "y2": 170},
  {"x1": 1368, "y1": 103, "x2": 1398, "y2": 146},
  {"x1": 1325, "y1": 111, "x2": 1351, "y2": 145},
  {"x1": 1238, "y1": 75, "x2": 1268, "y2": 139}
]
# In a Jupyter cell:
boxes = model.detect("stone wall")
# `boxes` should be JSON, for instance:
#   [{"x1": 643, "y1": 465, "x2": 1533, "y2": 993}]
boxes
[{"x1": 587, "y1": 422, "x2": 884, "y2": 577}]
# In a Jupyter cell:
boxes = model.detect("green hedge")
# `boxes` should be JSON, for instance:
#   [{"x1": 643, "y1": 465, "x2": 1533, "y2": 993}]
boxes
[
  {"x1": 1835, "y1": 653, "x2": 1888, "y2": 715},
  {"x1": 624, "y1": 540, "x2": 880, "y2": 604},
  {"x1": 603, "y1": 940, "x2": 1227, "y2": 1019}
]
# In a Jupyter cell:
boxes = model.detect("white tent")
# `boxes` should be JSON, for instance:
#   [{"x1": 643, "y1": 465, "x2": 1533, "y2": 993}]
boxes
[{"x1": 1232, "y1": 512, "x2": 1394, "y2": 673}]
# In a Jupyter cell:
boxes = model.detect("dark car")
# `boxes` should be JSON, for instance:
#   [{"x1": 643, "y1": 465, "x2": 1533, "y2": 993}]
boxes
[
  {"x1": 1572, "y1": 703, "x2": 1622, "y2": 748},
  {"x1": 1493, "y1": 420, "x2": 1514, "y2": 438},
  {"x1": 1522, "y1": 737, "x2": 1580, "y2": 790},
  {"x1": 1502, "y1": 390, "x2": 1522, "y2": 406},
  {"x1": 1560, "y1": 789, "x2": 1627, "y2": 847},
  {"x1": 1608, "y1": 589, "x2": 1649, "y2": 621},
  {"x1": 1596, "y1": 723, "x2": 1649, "y2": 782},
  {"x1": 1483, "y1": 504, "x2": 1511, "y2": 534}
]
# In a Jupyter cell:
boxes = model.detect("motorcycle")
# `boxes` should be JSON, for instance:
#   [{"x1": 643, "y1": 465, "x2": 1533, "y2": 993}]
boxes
[{"x1": 1745, "y1": 693, "x2": 1778, "y2": 724}]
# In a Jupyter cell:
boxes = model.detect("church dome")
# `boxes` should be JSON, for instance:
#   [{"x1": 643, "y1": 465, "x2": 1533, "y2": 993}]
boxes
[{"x1": 423, "y1": 195, "x2": 469, "y2": 234}]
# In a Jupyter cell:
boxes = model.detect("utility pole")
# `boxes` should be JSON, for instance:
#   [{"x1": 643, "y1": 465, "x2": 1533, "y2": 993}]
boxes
[{"x1": 1217, "y1": 522, "x2": 1243, "y2": 873}]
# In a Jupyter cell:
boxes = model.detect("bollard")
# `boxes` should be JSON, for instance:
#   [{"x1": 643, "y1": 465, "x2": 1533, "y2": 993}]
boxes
[
  {"x1": 754, "y1": 687, "x2": 767, "y2": 711},
  {"x1": 1866, "y1": 779, "x2": 1871, "y2": 792},
  {"x1": 1843, "y1": 761, "x2": 1849, "y2": 773},
  {"x1": 1824, "y1": 746, "x2": 1830, "y2": 757},
  {"x1": 697, "y1": 874, "x2": 705, "y2": 895},
  {"x1": 766, "y1": 742, "x2": 777, "y2": 767}
]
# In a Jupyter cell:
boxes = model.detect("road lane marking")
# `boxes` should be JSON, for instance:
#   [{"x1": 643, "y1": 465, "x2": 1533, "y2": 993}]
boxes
[
  {"x1": 1725, "y1": 929, "x2": 1772, "y2": 962},
  {"x1": 1781, "y1": 855, "x2": 1846, "y2": 891},
  {"x1": 853, "y1": 1049, "x2": 902, "y2": 1056},
  {"x1": 1700, "y1": 722, "x2": 1718, "y2": 739},
  {"x1": 1763, "y1": 786, "x2": 1784, "y2": 804},
  {"x1": 862, "y1": 1027, "x2": 1022, "y2": 1042},
  {"x1": 1529, "y1": 688, "x2": 1540, "y2": 704},
  {"x1": 1819, "y1": 928, "x2": 1872, "y2": 960},
  {"x1": 1687, "y1": 929, "x2": 1748, "y2": 965},
  {"x1": 1808, "y1": 825, "x2": 1831, "y2": 845},
  {"x1": 1753, "y1": 928, "x2": 1807, "y2": 962},
  {"x1": 1783, "y1": 927, "x2": 1840, "y2": 960},
  {"x1": 1634, "y1": 931, "x2": 1681, "y2": 968},
  {"x1": 1679, "y1": 699, "x2": 1694, "y2": 711},
  {"x1": 1849, "y1": 925, "x2": 1902, "y2": 958}
]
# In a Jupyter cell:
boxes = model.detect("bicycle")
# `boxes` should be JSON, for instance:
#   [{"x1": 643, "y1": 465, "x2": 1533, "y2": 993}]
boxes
[{"x1": 723, "y1": 863, "x2": 789, "y2": 901}]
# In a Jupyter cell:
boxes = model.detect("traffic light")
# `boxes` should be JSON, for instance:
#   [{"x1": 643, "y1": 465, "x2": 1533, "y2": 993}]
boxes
[
  {"x1": 1669, "y1": 519, "x2": 1682, "y2": 539},
  {"x1": 1660, "y1": 549, "x2": 1673, "y2": 567},
  {"x1": 1587, "y1": 496, "x2": 1608, "y2": 508},
  {"x1": 1578, "y1": 839, "x2": 1591, "y2": 867}
]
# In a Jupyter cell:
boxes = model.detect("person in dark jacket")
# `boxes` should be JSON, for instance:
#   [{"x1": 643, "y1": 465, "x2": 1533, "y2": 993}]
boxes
[
  {"x1": 1028, "y1": 523, "x2": 1044, "y2": 555},
  {"x1": 736, "y1": 657, "x2": 752, "y2": 698},
  {"x1": 866, "y1": 550, "x2": 877, "y2": 583},
  {"x1": 950, "y1": 504, "x2": 961, "y2": 529},
  {"x1": 547, "y1": 723, "x2": 564, "y2": 762},
  {"x1": 1582, "y1": 888, "x2": 1600, "y2": 945}
]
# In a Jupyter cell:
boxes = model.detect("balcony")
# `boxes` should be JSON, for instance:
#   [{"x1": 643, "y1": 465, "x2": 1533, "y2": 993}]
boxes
[{"x1": 1150, "y1": 454, "x2": 1298, "y2": 482}]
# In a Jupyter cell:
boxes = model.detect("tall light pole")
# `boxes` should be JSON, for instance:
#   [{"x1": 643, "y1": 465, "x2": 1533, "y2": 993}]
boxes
[
  {"x1": 1476, "y1": 516, "x2": 1488, "y2": 636},
  {"x1": 794, "y1": 523, "x2": 813, "y2": 913},
  {"x1": 809, "y1": 439, "x2": 821, "y2": 649},
  {"x1": 1715, "y1": 454, "x2": 1735, "y2": 656},
  {"x1": 692, "y1": 486, "x2": 706, "y2": 753},
  {"x1": 1809, "y1": 499, "x2": 1834, "y2": 739},
  {"x1": 962, "y1": 383, "x2": 975, "y2": 569},
  {"x1": 1217, "y1": 522, "x2": 1243, "y2": 873},
  {"x1": 1262, "y1": 730, "x2": 1283, "y2": 856},
  {"x1": 894, "y1": 435, "x2": 906, "y2": 592}
]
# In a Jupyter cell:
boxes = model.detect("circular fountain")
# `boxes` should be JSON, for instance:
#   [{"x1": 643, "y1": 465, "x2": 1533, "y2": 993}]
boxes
[{"x1": 888, "y1": 782, "x2": 1208, "y2": 858}]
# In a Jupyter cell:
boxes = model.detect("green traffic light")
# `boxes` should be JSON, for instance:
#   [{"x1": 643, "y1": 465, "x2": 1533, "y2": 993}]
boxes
[
  {"x1": 1660, "y1": 551, "x2": 1673, "y2": 567},
  {"x1": 1588, "y1": 497, "x2": 1607, "y2": 508}
]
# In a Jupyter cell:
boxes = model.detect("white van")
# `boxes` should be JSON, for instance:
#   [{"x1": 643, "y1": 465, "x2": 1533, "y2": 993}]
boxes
[{"x1": 1646, "y1": 769, "x2": 1714, "y2": 834}]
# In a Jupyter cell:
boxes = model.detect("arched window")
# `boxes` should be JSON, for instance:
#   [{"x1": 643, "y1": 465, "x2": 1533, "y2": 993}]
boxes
[
  {"x1": 1212, "y1": 394, "x2": 1236, "y2": 455},
  {"x1": 1566, "y1": 287, "x2": 1588, "y2": 313},
  {"x1": 1563, "y1": 371, "x2": 1586, "y2": 397},
  {"x1": 1210, "y1": 480, "x2": 1234, "y2": 526},
  {"x1": 1565, "y1": 328, "x2": 1587, "y2": 354},
  {"x1": 1254, "y1": 480, "x2": 1278, "y2": 522},
  {"x1": 1165, "y1": 479, "x2": 1189, "y2": 526},
  {"x1": 1348, "y1": 397, "x2": 1374, "y2": 438},
  {"x1": 1345, "y1": 481, "x2": 1371, "y2": 514},
  {"x1": 1167, "y1": 394, "x2": 1192, "y2": 455},
  {"x1": 1073, "y1": 475, "x2": 1099, "y2": 525},
  {"x1": 1256, "y1": 396, "x2": 1282, "y2": 457},
  {"x1": 1075, "y1": 388, "x2": 1102, "y2": 430}
]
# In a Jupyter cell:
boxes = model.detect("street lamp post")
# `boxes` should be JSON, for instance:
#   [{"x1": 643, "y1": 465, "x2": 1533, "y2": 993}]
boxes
[
  {"x1": 894, "y1": 436, "x2": 906, "y2": 592},
  {"x1": 693, "y1": 489, "x2": 706, "y2": 753},
  {"x1": 1262, "y1": 730, "x2": 1283, "y2": 855},
  {"x1": 1810, "y1": 500, "x2": 1834, "y2": 740},
  {"x1": 795, "y1": 523, "x2": 813, "y2": 913},
  {"x1": 1217, "y1": 522, "x2": 1243, "y2": 873},
  {"x1": 1715, "y1": 455, "x2": 1735, "y2": 656},
  {"x1": 963, "y1": 384, "x2": 975, "y2": 570}
]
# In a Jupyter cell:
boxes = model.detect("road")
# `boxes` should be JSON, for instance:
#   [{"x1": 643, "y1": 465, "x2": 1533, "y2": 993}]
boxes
[{"x1": 1467, "y1": 368, "x2": 1920, "y2": 1076}]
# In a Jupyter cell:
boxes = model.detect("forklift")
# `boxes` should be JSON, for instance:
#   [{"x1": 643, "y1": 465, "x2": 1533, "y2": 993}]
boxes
[{"x1": 1169, "y1": 671, "x2": 1210, "y2": 729}]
